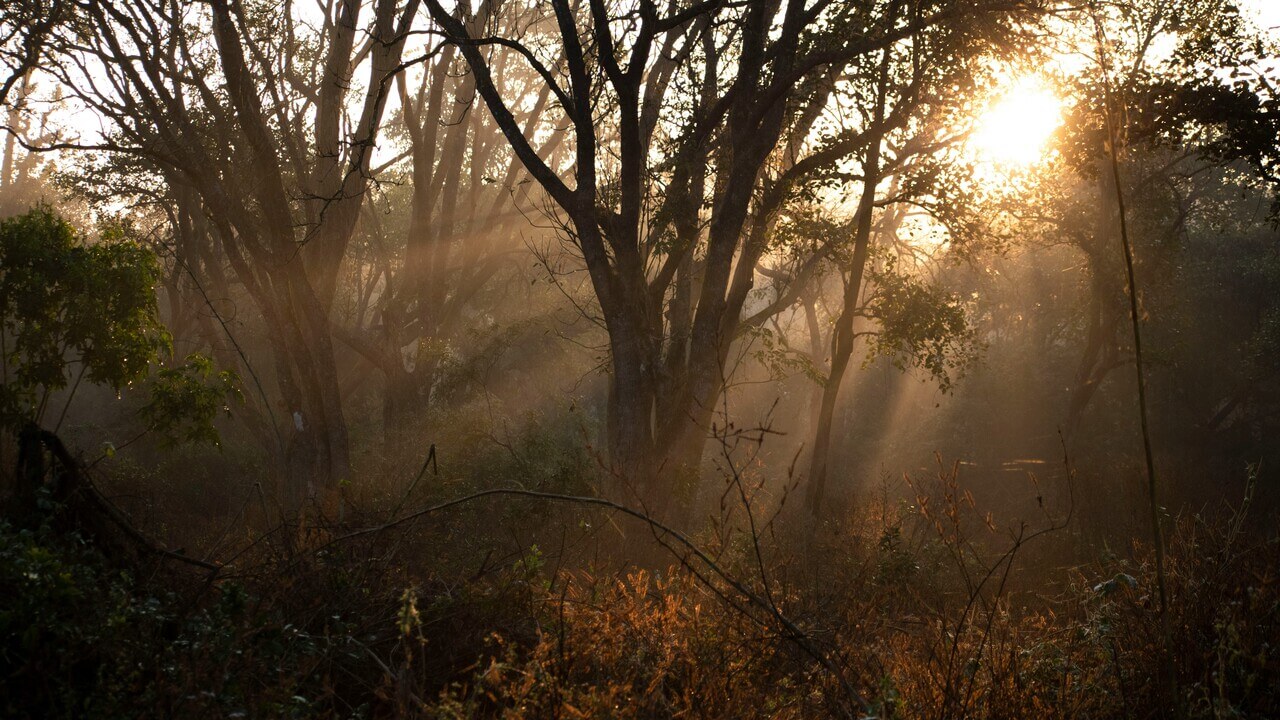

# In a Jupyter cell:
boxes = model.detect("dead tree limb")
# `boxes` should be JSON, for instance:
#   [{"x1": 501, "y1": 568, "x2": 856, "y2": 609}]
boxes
[{"x1": 325, "y1": 486, "x2": 869, "y2": 715}]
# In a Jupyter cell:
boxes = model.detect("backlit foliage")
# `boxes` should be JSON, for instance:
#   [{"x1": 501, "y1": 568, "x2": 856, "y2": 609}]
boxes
[{"x1": 0, "y1": 206, "x2": 168, "y2": 425}]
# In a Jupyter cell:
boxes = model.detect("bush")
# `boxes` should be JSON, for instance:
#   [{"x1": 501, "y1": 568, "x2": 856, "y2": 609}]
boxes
[{"x1": 0, "y1": 513, "x2": 364, "y2": 719}]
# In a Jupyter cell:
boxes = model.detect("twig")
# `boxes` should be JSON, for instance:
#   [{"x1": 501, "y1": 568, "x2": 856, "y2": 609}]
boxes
[
  {"x1": 1091, "y1": 10, "x2": 1175, "y2": 709},
  {"x1": 324, "y1": 486, "x2": 869, "y2": 715}
]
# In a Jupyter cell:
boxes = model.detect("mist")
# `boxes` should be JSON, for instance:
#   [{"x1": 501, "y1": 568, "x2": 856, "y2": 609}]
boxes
[{"x1": 2, "y1": 0, "x2": 1280, "y2": 717}]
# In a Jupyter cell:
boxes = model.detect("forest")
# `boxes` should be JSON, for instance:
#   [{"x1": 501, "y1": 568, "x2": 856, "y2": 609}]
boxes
[{"x1": 1, "y1": 0, "x2": 1279, "y2": 717}]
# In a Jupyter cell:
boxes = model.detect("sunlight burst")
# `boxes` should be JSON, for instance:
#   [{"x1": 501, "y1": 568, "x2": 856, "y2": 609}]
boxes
[{"x1": 970, "y1": 78, "x2": 1063, "y2": 166}]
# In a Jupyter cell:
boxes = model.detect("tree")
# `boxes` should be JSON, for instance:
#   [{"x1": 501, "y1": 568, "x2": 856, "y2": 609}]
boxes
[
  {"x1": 1048, "y1": 0, "x2": 1280, "y2": 439},
  {"x1": 425, "y1": 0, "x2": 1042, "y2": 518},
  {"x1": 41, "y1": 0, "x2": 422, "y2": 500},
  {"x1": 795, "y1": 2, "x2": 1003, "y2": 516},
  {"x1": 334, "y1": 7, "x2": 561, "y2": 453},
  {"x1": 0, "y1": 206, "x2": 166, "y2": 428},
  {"x1": 0, "y1": 0, "x2": 67, "y2": 107}
]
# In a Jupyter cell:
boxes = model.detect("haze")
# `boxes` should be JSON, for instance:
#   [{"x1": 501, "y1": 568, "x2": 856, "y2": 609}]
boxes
[{"x1": 2, "y1": 1, "x2": 1279, "y2": 717}]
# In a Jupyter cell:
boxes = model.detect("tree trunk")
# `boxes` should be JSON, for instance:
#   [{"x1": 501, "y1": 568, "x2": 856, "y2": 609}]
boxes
[
  {"x1": 382, "y1": 364, "x2": 426, "y2": 458},
  {"x1": 804, "y1": 47, "x2": 891, "y2": 519},
  {"x1": 1064, "y1": 159, "x2": 1126, "y2": 440},
  {"x1": 605, "y1": 318, "x2": 659, "y2": 504}
]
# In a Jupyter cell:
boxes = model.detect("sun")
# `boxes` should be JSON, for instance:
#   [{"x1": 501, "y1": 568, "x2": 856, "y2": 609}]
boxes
[{"x1": 970, "y1": 78, "x2": 1063, "y2": 167}]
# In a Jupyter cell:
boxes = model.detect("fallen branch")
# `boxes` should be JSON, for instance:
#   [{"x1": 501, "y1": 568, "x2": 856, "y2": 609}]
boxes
[
  {"x1": 16, "y1": 423, "x2": 221, "y2": 575},
  {"x1": 326, "y1": 486, "x2": 868, "y2": 716}
]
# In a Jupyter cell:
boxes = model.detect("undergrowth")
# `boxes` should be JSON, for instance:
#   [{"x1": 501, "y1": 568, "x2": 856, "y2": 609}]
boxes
[{"x1": 2, "y1": 470, "x2": 1277, "y2": 718}]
